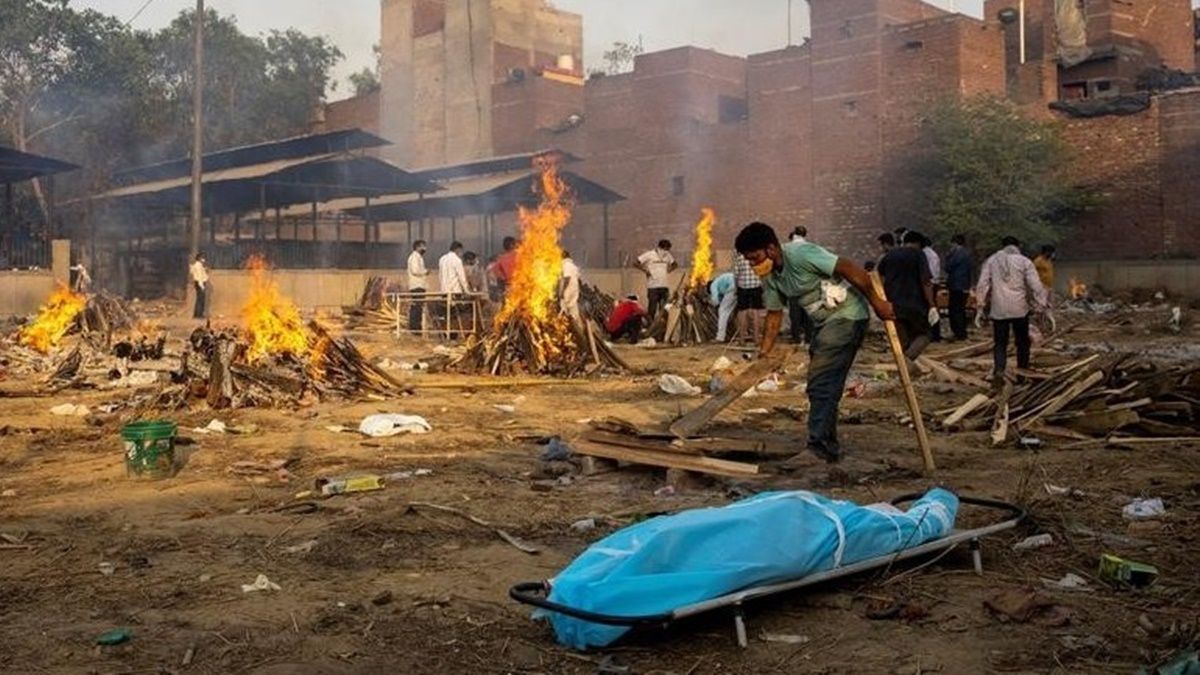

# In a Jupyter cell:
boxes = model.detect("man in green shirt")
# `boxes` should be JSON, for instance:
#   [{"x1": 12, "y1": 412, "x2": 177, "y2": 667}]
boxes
[{"x1": 735, "y1": 222, "x2": 894, "y2": 464}]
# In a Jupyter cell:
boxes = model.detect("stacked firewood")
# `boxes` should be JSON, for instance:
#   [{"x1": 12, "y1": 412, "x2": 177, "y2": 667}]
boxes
[
  {"x1": 646, "y1": 283, "x2": 718, "y2": 345},
  {"x1": 344, "y1": 277, "x2": 403, "y2": 331},
  {"x1": 160, "y1": 321, "x2": 409, "y2": 410},
  {"x1": 456, "y1": 313, "x2": 628, "y2": 377},
  {"x1": 940, "y1": 353, "x2": 1200, "y2": 444},
  {"x1": 78, "y1": 292, "x2": 136, "y2": 340},
  {"x1": 579, "y1": 283, "x2": 616, "y2": 331}
]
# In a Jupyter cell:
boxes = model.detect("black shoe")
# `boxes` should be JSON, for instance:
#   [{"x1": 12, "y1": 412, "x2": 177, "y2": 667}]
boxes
[{"x1": 807, "y1": 443, "x2": 842, "y2": 464}]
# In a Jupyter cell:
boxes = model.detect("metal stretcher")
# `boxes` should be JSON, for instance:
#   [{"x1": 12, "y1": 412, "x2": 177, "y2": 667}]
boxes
[{"x1": 511, "y1": 494, "x2": 1026, "y2": 648}]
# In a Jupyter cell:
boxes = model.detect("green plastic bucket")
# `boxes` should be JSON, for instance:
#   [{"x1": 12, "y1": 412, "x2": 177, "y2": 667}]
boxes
[{"x1": 121, "y1": 421, "x2": 178, "y2": 479}]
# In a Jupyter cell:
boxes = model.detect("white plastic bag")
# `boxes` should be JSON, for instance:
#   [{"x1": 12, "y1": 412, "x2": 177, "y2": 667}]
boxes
[
  {"x1": 358, "y1": 414, "x2": 432, "y2": 438},
  {"x1": 657, "y1": 374, "x2": 701, "y2": 396}
]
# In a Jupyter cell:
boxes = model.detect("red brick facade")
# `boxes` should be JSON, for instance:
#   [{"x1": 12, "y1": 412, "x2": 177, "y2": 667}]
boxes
[{"x1": 326, "y1": 0, "x2": 1200, "y2": 264}]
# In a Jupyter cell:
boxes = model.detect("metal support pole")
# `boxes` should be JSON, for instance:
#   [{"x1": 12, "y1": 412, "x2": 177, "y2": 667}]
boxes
[
  {"x1": 311, "y1": 193, "x2": 319, "y2": 241},
  {"x1": 364, "y1": 196, "x2": 373, "y2": 243},
  {"x1": 188, "y1": 0, "x2": 205, "y2": 267},
  {"x1": 233, "y1": 212, "x2": 240, "y2": 241},
  {"x1": 1018, "y1": 0, "x2": 1026, "y2": 65},
  {"x1": 274, "y1": 206, "x2": 282, "y2": 240},
  {"x1": 258, "y1": 183, "x2": 267, "y2": 240},
  {"x1": 451, "y1": 216, "x2": 457, "y2": 245}
]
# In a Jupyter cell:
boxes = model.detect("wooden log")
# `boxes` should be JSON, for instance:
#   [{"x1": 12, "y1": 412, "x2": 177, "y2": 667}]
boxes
[
  {"x1": 870, "y1": 272, "x2": 936, "y2": 474},
  {"x1": 943, "y1": 393, "x2": 991, "y2": 428},
  {"x1": 917, "y1": 356, "x2": 989, "y2": 389},
  {"x1": 582, "y1": 430, "x2": 703, "y2": 456},
  {"x1": 573, "y1": 439, "x2": 760, "y2": 478},
  {"x1": 668, "y1": 356, "x2": 783, "y2": 439},
  {"x1": 1060, "y1": 408, "x2": 1140, "y2": 436},
  {"x1": 1018, "y1": 370, "x2": 1105, "y2": 428},
  {"x1": 991, "y1": 380, "x2": 1013, "y2": 446}
]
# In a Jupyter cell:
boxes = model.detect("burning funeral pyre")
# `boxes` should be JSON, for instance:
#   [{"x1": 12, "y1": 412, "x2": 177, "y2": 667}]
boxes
[
  {"x1": 169, "y1": 255, "x2": 408, "y2": 409},
  {"x1": 647, "y1": 208, "x2": 720, "y2": 345},
  {"x1": 457, "y1": 159, "x2": 626, "y2": 376}
]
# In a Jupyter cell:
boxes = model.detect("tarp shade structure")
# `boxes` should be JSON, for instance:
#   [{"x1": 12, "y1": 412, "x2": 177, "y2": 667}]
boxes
[
  {"x1": 0, "y1": 146, "x2": 79, "y2": 184},
  {"x1": 111, "y1": 128, "x2": 389, "y2": 185},
  {"x1": 274, "y1": 169, "x2": 624, "y2": 222},
  {"x1": 84, "y1": 154, "x2": 440, "y2": 216},
  {"x1": 411, "y1": 149, "x2": 581, "y2": 183}
]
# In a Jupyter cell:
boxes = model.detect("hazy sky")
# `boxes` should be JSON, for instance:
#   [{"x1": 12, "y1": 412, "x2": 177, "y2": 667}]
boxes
[{"x1": 75, "y1": 0, "x2": 1198, "y2": 99}]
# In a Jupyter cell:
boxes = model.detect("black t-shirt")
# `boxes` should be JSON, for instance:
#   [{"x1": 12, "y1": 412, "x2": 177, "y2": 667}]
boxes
[{"x1": 878, "y1": 247, "x2": 931, "y2": 314}]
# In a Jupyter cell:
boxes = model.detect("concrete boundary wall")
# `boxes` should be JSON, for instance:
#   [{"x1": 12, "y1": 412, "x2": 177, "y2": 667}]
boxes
[
  {"x1": 0, "y1": 240, "x2": 71, "y2": 316},
  {"x1": 1056, "y1": 260, "x2": 1200, "y2": 298}
]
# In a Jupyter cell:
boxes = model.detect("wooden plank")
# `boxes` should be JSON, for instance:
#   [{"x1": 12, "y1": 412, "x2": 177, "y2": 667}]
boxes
[
  {"x1": 1019, "y1": 370, "x2": 1105, "y2": 428},
  {"x1": 870, "y1": 272, "x2": 936, "y2": 474},
  {"x1": 573, "y1": 439, "x2": 760, "y2": 478},
  {"x1": 991, "y1": 380, "x2": 1013, "y2": 446},
  {"x1": 942, "y1": 393, "x2": 991, "y2": 428},
  {"x1": 918, "y1": 356, "x2": 990, "y2": 389},
  {"x1": 583, "y1": 430, "x2": 702, "y2": 456},
  {"x1": 1060, "y1": 408, "x2": 1140, "y2": 436},
  {"x1": 668, "y1": 357, "x2": 782, "y2": 439}
]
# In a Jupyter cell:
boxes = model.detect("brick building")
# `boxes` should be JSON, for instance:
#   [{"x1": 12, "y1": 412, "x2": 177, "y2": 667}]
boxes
[{"x1": 325, "y1": 0, "x2": 1200, "y2": 265}]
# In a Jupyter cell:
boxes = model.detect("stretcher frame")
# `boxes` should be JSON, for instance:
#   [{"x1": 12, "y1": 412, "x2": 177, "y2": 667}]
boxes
[{"x1": 511, "y1": 494, "x2": 1026, "y2": 648}]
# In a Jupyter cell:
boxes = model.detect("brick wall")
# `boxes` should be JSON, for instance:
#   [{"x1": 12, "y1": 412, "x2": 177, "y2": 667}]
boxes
[
  {"x1": 324, "y1": 91, "x2": 381, "y2": 137},
  {"x1": 1158, "y1": 89, "x2": 1200, "y2": 257}
]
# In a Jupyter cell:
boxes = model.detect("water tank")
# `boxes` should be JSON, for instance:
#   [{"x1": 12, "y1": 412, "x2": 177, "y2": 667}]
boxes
[{"x1": 557, "y1": 54, "x2": 575, "y2": 72}]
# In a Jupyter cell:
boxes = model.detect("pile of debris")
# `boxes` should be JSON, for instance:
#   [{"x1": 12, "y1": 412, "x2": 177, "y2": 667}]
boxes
[
  {"x1": 458, "y1": 158, "x2": 626, "y2": 376},
  {"x1": 940, "y1": 353, "x2": 1200, "y2": 446}
]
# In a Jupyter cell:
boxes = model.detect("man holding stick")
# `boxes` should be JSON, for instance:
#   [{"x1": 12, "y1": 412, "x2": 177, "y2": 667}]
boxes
[{"x1": 735, "y1": 222, "x2": 894, "y2": 464}]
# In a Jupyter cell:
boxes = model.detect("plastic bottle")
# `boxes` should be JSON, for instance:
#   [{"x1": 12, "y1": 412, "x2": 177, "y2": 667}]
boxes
[{"x1": 316, "y1": 475, "x2": 385, "y2": 497}]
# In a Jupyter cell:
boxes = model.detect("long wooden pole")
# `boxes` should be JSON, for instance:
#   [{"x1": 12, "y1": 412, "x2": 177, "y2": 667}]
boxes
[{"x1": 870, "y1": 272, "x2": 936, "y2": 474}]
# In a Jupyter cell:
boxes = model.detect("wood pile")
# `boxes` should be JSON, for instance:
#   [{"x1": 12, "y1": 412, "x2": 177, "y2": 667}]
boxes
[
  {"x1": 77, "y1": 292, "x2": 136, "y2": 339},
  {"x1": 571, "y1": 417, "x2": 789, "y2": 478},
  {"x1": 579, "y1": 283, "x2": 616, "y2": 332},
  {"x1": 358, "y1": 276, "x2": 389, "y2": 310},
  {"x1": 344, "y1": 277, "x2": 403, "y2": 331},
  {"x1": 939, "y1": 353, "x2": 1200, "y2": 445},
  {"x1": 455, "y1": 313, "x2": 628, "y2": 377},
  {"x1": 160, "y1": 321, "x2": 410, "y2": 410},
  {"x1": 646, "y1": 283, "x2": 718, "y2": 345}
]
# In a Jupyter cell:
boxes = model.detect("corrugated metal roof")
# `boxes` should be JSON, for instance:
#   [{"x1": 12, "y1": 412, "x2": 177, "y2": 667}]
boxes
[
  {"x1": 0, "y1": 146, "x2": 79, "y2": 184},
  {"x1": 92, "y1": 154, "x2": 337, "y2": 200}
]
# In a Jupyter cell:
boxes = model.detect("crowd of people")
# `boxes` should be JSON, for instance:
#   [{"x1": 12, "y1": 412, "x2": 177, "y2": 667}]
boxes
[{"x1": 398, "y1": 226, "x2": 1053, "y2": 466}]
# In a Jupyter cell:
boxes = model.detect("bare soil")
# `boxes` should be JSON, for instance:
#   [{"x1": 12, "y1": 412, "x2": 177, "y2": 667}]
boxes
[{"x1": 1, "y1": 307, "x2": 1197, "y2": 675}]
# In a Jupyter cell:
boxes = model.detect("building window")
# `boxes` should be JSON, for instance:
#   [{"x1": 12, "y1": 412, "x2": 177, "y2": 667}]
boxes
[
  {"x1": 718, "y1": 96, "x2": 749, "y2": 124},
  {"x1": 1062, "y1": 81, "x2": 1088, "y2": 100},
  {"x1": 904, "y1": 40, "x2": 924, "y2": 51},
  {"x1": 672, "y1": 176, "x2": 685, "y2": 197}
]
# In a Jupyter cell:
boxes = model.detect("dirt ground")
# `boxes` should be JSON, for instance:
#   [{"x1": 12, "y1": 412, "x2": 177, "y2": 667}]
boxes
[{"x1": 1, "y1": 304, "x2": 1197, "y2": 675}]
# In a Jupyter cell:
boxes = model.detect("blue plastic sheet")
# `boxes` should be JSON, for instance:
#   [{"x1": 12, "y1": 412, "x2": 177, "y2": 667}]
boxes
[{"x1": 539, "y1": 488, "x2": 959, "y2": 649}]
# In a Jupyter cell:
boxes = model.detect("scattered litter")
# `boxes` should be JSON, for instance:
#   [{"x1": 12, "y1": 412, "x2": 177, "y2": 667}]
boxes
[
  {"x1": 96, "y1": 628, "x2": 132, "y2": 646},
  {"x1": 199, "y1": 574, "x2": 212, "y2": 583},
  {"x1": 708, "y1": 374, "x2": 726, "y2": 393},
  {"x1": 1099, "y1": 554, "x2": 1159, "y2": 588},
  {"x1": 317, "y1": 475, "x2": 385, "y2": 497},
  {"x1": 1045, "y1": 484, "x2": 1086, "y2": 498},
  {"x1": 1013, "y1": 534, "x2": 1054, "y2": 551},
  {"x1": 359, "y1": 414, "x2": 432, "y2": 438},
  {"x1": 118, "y1": 370, "x2": 159, "y2": 388},
  {"x1": 1019, "y1": 436, "x2": 1043, "y2": 449},
  {"x1": 49, "y1": 403, "x2": 90, "y2": 417},
  {"x1": 325, "y1": 425, "x2": 351, "y2": 434},
  {"x1": 98, "y1": 562, "x2": 116, "y2": 576},
  {"x1": 384, "y1": 469, "x2": 434, "y2": 481},
  {"x1": 241, "y1": 574, "x2": 282, "y2": 593},
  {"x1": 283, "y1": 540, "x2": 318, "y2": 555},
  {"x1": 1168, "y1": 307, "x2": 1182, "y2": 333},
  {"x1": 1139, "y1": 650, "x2": 1200, "y2": 675},
  {"x1": 654, "y1": 485, "x2": 676, "y2": 498},
  {"x1": 636, "y1": 338, "x2": 657, "y2": 348},
  {"x1": 540, "y1": 437, "x2": 574, "y2": 462},
  {"x1": 760, "y1": 632, "x2": 810, "y2": 645},
  {"x1": 1041, "y1": 573, "x2": 1092, "y2": 592},
  {"x1": 570, "y1": 518, "x2": 597, "y2": 533},
  {"x1": 984, "y1": 588, "x2": 1072, "y2": 626},
  {"x1": 755, "y1": 375, "x2": 781, "y2": 393},
  {"x1": 1, "y1": 489, "x2": 16, "y2": 498},
  {"x1": 1123, "y1": 497, "x2": 1166, "y2": 521},
  {"x1": 657, "y1": 374, "x2": 701, "y2": 396},
  {"x1": 192, "y1": 419, "x2": 227, "y2": 435},
  {"x1": 493, "y1": 405, "x2": 517, "y2": 414},
  {"x1": 711, "y1": 356, "x2": 734, "y2": 372},
  {"x1": 744, "y1": 408, "x2": 771, "y2": 416},
  {"x1": 228, "y1": 460, "x2": 291, "y2": 483}
]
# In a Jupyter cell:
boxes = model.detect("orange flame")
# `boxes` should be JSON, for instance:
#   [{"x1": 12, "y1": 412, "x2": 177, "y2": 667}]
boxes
[
  {"x1": 19, "y1": 284, "x2": 86, "y2": 353},
  {"x1": 241, "y1": 255, "x2": 310, "y2": 363},
  {"x1": 687, "y1": 207, "x2": 716, "y2": 290},
  {"x1": 493, "y1": 157, "x2": 576, "y2": 363},
  {"x1": 1069, "y1": 278, "x2": 1088, "y2": 300}
]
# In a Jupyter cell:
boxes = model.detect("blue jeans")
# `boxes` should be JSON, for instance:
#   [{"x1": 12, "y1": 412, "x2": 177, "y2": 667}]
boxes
[{"x1": 806, "y1": 319, "x2": 868, "y2": 459}]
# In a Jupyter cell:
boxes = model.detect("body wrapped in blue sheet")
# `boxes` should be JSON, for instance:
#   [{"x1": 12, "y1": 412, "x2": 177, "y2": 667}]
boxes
[{"x1": 539, "y1": 488, "x2": 959, "y2": 649}]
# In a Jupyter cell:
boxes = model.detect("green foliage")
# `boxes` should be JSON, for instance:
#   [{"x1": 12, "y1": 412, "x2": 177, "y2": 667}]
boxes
[
  {"x1": 348, "y1": 67, "x2": 381, "y2": 97},
  {"x1": 599, "y1": 40, "x2": 643, "y2": 76},
  {"x1": 910, "y1": 96, "x2": 1100, "y2": 251}
]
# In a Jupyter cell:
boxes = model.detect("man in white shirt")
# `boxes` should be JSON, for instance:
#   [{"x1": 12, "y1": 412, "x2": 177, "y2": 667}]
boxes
[
  {"x1": 406, "y1": 240, "x2": 428, "y2": 331},
  {"x1": 439, "y1": 242, "x2": 469, "y2": 295},
  {"x1": 920, "y1": 234, "x2": 943, "y2": 342},
  {"x1": 189, "y1": 253, "x2": 209, "y2": 319},
  {"x1": 559, "y1": 251, "x2": 582, "y2": 327},
  {"x1": 634, "y1": 239, "x2": 677, "y2": 319},
  {"x1": 975, "y1": 236, "x2": 1048, "y2": 382}
]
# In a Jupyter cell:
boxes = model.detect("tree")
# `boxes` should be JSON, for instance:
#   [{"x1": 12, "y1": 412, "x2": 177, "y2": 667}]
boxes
[
  {"x1": 908, "y1": 96, "x2": 1099, "y2": 251},
  {"x1": 599, "y1": 40, "x2": 643, "y2": 76},
  {"x1": 348, "y1": 44, "x2": 381, "y2": 96}
]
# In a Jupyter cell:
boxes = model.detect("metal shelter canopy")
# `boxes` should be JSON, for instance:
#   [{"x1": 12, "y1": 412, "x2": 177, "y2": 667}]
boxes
[
  {"x1": 86, "y1": 153, "x2": 440, "y2": 216},
  {"x1": 112, "y1": 128, "x2": 390, "y2": 185},
  {"x1": 0, "y1": 146, "x2": 79, "y2": 184},
  {"x1": 276, "y1": 168, "x2": 624, "y2": 222},
  {"x1": 410, "y1": 149, "x2": 582, "y2": 183}
]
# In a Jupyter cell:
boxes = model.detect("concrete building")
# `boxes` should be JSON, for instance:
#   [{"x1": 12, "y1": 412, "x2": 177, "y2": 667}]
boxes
[{"x1": 323, "y1": 0, "x2": 1200, "y2": 268}]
